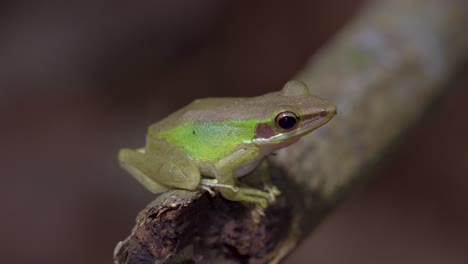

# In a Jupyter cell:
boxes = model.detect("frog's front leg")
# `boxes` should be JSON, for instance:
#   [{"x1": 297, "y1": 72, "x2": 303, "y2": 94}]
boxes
[
  {"x1": 215, "y1": 146, "x2": 274, "y2": 208},
  {"x1": 245, "y1": 160, "x2": 282, "y2": 202}
]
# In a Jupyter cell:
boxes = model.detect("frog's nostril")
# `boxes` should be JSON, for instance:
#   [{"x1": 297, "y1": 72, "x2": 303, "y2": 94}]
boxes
[{"x1": 327, "y1": 104, "x2": 337, "y2": 115}]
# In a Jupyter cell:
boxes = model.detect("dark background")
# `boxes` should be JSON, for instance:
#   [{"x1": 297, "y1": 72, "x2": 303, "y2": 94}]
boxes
[{"x1": 1, "y1": 1, "x2": 467, "y2": 263}]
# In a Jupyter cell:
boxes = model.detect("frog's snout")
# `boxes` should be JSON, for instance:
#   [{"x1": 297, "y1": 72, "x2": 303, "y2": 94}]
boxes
[
  {"x1": 320, "y1": 103, "x2": 337, "y2": 119},
  {"x1": 327, "y1": 103, "x2": 337, "y2": 116}
]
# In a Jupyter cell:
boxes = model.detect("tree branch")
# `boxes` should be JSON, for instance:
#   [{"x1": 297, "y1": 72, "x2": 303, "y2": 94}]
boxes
[{"x1": 114, "y1": 0, "x2": 468, "y2": 263}]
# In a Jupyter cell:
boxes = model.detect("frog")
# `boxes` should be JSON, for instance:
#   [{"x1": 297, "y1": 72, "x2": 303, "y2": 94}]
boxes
[{"x1": 119, "y1": 80, "x2": 336, "y2": 208}]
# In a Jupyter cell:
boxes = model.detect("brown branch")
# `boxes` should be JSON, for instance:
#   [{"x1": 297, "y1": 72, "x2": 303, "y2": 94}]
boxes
[
  {"x1": 114, "y1": 0, "x2": 468, "y2": 263},
  {"x1": 113, "y1": 185, "x2": 297, "y2": 264}
]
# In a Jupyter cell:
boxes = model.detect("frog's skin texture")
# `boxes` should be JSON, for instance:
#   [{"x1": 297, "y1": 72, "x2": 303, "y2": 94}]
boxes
[{"x1": 119, "y1": 80, "x2": 336, "y2": 207}]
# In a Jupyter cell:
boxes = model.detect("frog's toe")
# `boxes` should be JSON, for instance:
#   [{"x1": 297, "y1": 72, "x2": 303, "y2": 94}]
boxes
[
  {"x1": 265, "y1": 185, "x2": 281, "y2": 202},
  {"x1": 257, "y1": 198, "x2": 268, "y2": 208},
  {"x1": 200, "y1": 185, "x2": 216, "y2": 196}
]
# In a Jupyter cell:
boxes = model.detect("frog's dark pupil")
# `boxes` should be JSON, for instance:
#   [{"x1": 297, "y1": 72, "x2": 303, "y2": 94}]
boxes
[{"x1": 278, "y1": 116, "x2": 296, "y2": 129}]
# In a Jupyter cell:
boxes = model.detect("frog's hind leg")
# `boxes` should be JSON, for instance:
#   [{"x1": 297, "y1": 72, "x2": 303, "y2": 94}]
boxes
[
  {"x1": 119, "y1": 148, "x2": 170, "y2": 193},
  {"x1": 119, "y1": 139, "x2": 201, "y2": 192}
]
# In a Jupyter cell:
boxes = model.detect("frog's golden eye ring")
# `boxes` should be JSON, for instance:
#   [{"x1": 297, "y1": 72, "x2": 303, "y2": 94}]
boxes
[{"x1": 275, "y1": 111, "x2": 299, "y2": 131}]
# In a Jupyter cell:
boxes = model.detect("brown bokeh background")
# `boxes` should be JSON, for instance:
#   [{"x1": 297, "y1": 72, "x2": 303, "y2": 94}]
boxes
[{"x1": 1, "y1": 1, "x2": 467, "y2": 263}]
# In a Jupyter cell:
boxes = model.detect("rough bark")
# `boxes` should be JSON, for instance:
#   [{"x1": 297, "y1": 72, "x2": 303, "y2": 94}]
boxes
[{"x1": 114, "y1": 0, "x2": 468, "y2": 263}]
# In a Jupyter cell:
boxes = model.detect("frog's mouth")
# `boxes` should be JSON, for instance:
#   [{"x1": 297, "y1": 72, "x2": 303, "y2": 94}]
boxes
[{"x1": 252, "y1": 111, "x2": 334, "y2": 145}]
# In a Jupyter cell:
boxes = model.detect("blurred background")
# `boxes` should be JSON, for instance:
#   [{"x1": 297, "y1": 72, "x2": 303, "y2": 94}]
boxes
[{"x1": 1, "y1": 0, "x2": 467, "y2": 263}]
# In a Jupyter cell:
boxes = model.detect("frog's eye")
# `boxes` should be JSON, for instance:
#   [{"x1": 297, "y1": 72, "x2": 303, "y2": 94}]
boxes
[{"x1": 275, "y1": 111, "x2": 298, "y2": 131}]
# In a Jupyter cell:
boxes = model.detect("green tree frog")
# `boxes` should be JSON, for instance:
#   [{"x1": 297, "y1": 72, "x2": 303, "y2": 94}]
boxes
[{"x1": 119, "y1": 80, "x2": 336, "y2": 207}]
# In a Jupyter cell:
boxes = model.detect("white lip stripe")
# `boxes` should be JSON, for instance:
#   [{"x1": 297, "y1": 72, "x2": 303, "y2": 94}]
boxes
[{"x1": 251, "y1": 127, "x2": 310, "y2": 145}]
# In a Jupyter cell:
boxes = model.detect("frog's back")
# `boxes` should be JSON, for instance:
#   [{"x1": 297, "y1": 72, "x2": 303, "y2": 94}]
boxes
[
  {"x1": 151, "y1": 98, "x2": 232, "y2": 132},
  {"x1": 150, "y1": 95, "x2": 277, "y2": 132}
]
